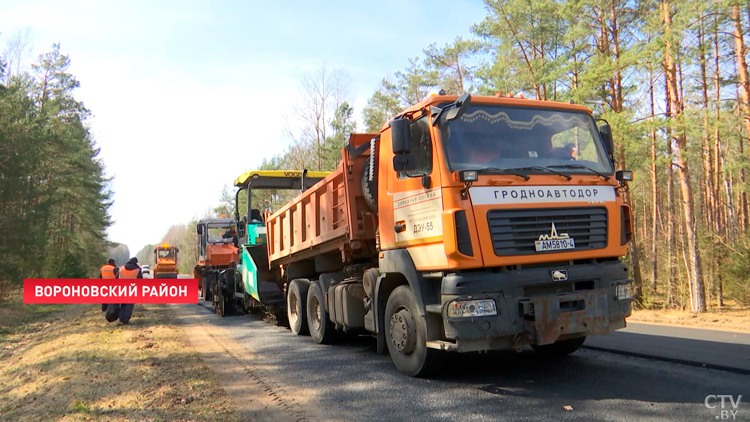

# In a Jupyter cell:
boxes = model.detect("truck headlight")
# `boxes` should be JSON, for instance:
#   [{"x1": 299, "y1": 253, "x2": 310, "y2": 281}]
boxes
[
  {"x1": 447, "y1": 299, "x2": 497, "y2": 318},
  {"x1": 616, "y1": 283, "x2": 633, "y2": 301}
]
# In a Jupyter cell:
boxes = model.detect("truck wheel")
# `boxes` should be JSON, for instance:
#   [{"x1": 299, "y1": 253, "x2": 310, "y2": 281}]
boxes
[
  {"x1": 361, "y1": 159, "x2": 378, "y2": 212},
  {"x1": 202, "y1": 276, "x2": 211, "y2": 301},
  {"x1": 242, "y1": 292, "x2": 251, "y2": 313},
  {"x1": 306, "y1": 282, "x2": 337, "y2": 344},
  {"x1": 385, "y1": 286, "x2": 442, "y2": 377},
  {"x1": 287, "y1": 279, "x2": 309, "y2": 335},
  {"x1": 215, "y1": 289, "x2": 226, "y2": 317},
  {"x1": 210, "y1": 274, "x2": 217, "y2": 305},
  {"x1": 531, "y1": 336, "x2": 586, "y2": 356}
]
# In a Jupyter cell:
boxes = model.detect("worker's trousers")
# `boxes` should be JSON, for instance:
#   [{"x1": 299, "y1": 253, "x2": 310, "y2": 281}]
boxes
[{"x1": 105, "y1": 303, "x2": 135, "y2": 324}]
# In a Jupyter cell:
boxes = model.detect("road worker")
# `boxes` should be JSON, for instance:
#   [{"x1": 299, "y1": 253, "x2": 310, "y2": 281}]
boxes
[
  {"x1": 99, "y1": 258, "x2": 119, "y2": 312},
  {"x1": 553, "y1": 143, "x2": 578, "y2": 160},
  {"x1": 105, "y1": 257, "x2": 142, "y2": 324}
]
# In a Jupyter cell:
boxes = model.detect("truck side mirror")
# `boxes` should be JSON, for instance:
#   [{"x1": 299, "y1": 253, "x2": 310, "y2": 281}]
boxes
[
  {"x1": 197, "y1": 225, "x2": 202, "y2": 235},
  {"x1": 599, "y1": 123, "x2": 614, "y2": 157},
  {"x1": 390, "y1": 118, "x2": 411, "y2": 155},
  {"x1": 444, "y1": 93, "x2": 471, "y2": 121},
  {"x1": 393, "y1": 154, "x2": 417, "y2": 173}
]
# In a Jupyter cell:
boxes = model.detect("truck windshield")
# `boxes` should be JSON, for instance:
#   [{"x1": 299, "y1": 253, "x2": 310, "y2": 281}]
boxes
[
  {"x1": 208, "y1": 225, "x2": 236, "y2": 244},
  {"x1": 157, "y1": 249, "x2": 176, "y2": 260},
  {"x1": 438, "y1": 104, "x2": 613, "y2": 175}
]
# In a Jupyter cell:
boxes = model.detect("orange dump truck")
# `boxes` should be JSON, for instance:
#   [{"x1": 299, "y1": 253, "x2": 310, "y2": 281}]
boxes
[
  {"x1": 263, "y1": 93, "x2": 634, "y2": 376},
  {"x1": 153, "y1": 244, "x2": 179, "y2": 279}
]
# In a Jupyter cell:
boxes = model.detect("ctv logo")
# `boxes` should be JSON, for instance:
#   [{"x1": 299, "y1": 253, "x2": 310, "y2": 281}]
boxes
[{"x1": 705, "y1": 395, "x2": 742, "y2": 420}]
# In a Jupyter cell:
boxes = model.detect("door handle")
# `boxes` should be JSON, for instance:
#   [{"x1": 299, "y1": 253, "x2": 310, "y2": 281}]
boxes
[{"x1": 394, "y1": 222, "x2": 406, "y2": 233}]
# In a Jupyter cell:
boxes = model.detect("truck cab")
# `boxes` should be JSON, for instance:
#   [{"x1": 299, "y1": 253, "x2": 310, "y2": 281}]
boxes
[
  {"x1": 372, "y1": 94, "x2": 633, "y2": 371},
  {"x1": 153, "y1": 244, "x2": 179, "y2": 279}
]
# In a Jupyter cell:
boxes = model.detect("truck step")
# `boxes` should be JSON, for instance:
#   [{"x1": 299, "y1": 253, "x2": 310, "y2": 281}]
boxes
[
  {"x1": 425, "y1": 304, "x2": 442, "y2": 314},
  {"x1": 426, "y1": 340, "x2": 458, "y2": 352}
]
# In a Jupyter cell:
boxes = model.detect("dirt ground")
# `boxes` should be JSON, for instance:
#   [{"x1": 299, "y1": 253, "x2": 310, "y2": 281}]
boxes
[
  {"x1": 629, "y1": 307, "x2": 750, "y2": 333},
  {"x1": 0, "y1": 293, "x2": 241, "y2": 422}
]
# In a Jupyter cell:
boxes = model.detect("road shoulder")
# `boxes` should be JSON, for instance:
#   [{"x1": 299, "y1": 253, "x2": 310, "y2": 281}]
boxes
[
  {"x1": 169, "y1": 303, "x2": 328, "y2": 422},
  {"x1": 0, "y1": 301, "x2": 241, "y2": 421}
]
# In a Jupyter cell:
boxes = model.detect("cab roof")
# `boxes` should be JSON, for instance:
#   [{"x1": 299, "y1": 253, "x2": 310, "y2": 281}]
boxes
[
  {"x1": 383, "y1": 94, "x2": 594, "y2": 131},
  {"x1": 234, "y1": 170, "x2": 331, "y2": 189},
  {"x1": 197, "y1": 217, "x2": 236, "y2": 226},
  {"x1": 154, "y1": 245, "x2": 179, "y2": 251}
]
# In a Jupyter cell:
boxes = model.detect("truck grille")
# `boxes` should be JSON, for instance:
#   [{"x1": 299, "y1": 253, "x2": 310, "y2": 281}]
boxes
[
  {"x1": 523, "y1": 280, "x2": 596, "y2": 297},
  {"x1": 487, "y1": 207, "x2": 607, "y2": 256},
  {"x1": 524, "y1": 282, "x2": 573, "y2": 296}
]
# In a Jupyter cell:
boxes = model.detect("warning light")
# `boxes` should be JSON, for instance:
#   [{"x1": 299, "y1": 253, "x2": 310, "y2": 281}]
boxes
[{"x1": 163, "y1": 243, "x2": 168, "y2": 248}]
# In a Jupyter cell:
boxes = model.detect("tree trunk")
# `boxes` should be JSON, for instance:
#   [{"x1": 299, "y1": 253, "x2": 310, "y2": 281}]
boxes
[
  {"x1": 603, "y1": 2, "x2": 642, "y2": 300},
  {"x1": 713, "y1": 15, "x2": 725, "y2": 235},
  {"x1": 661, "y1": 0, "x2": 706, "y2": 312},
  {"x1": 698, "y1": 22, "x2": 715, "y2": 231},
  {"x1": 733, "y1": 4, "x2": 750, "y2": 147},
  {"x1": 665, "y1": 70, "x2": 676, "y2": 307},
  {"x1": 649, "y1": 67, "x2": 659, "y2": 294},
  {"x1": 733, "y1": 5, "x2": 750, "y2": 230}
]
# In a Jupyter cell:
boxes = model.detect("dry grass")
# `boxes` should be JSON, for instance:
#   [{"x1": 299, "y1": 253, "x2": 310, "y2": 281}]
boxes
[
  {"x1": 629, "y1": 304, "x2": 750, "y2": 333},
  {"x1": 0, "y1": 295, "x2": 240, "y2": 422}
]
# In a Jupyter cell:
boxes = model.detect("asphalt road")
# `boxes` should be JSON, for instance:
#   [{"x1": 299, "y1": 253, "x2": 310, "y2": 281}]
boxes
[
  {"x1": 587, "y1": 322, "x2": 750, "y2": 374},
  {"x1": 173, "y1": 301, "x2": 749, "y2": 422}
]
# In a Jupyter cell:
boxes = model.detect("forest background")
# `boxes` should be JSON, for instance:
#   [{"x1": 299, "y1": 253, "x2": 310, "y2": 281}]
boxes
[{"x1": 3, "y1": 0, "x2": 750, "y2": 313}]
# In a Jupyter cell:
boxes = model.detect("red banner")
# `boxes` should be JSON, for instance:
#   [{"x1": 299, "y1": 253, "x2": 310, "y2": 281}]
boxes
[{"x1": 23, "y1": 279, "x2": 199, "y2": 304}]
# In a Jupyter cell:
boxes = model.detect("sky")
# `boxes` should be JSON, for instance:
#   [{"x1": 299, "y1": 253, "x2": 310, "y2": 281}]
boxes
[{"x1": 0, "y1": 0, "x2": 487, "y2": 255}]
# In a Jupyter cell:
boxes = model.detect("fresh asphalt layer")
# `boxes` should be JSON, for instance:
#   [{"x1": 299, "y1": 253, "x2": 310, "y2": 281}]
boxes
[
  {"x1": 177, "y1": 301, "x2": 749, "y2": 422},
  {"x1": 586, "y1": 322, "x2": 750, "y2": 374}
]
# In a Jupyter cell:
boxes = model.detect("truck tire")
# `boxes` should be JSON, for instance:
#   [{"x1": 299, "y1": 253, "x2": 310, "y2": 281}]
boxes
[
  {"x1": 361, "y1": 159, "x2": 378, "y2": 212},
  {"x1": 210, "y1": 273, "x2": 217, "y2": 306},
  {"x1": 306, "y1": 281, "x2": 337, "y2": 344},
  {"x1": 531, "y1": 336, "x2": 586, "y2": 356},
  {"x1": 202, "y1": 275, "x2": 211, "y2": 301},
  {"x1": 242, "y1": 292, "x2": 251, "y2": 314},
  {"x1": 287, "y1": 279, "x2": 310, "y2": 335},
  {"x1": 384, "y1": 286, "x2": 443, "y2": 377},
  {"x1": 214, "y1": 288, "x2": 226, "y2": 317}
]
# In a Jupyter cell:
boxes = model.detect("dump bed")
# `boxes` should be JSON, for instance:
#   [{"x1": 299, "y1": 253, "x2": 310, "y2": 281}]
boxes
[{"x1": 266, "y1": 134, "x2": 378, "y2": 267}]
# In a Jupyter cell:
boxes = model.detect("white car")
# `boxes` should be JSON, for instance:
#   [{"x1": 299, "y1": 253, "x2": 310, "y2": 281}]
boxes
[{"x1": 141, "y1": 265, "x2": 151, "y2": 275}]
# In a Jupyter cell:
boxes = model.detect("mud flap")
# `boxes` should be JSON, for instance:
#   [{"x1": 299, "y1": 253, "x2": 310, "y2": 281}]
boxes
[
  {"x1": 257, "y1": 281, "x2": 284, "y2": 306},
  {"x1": 528, "y1": 292, "x2": 610, "y2": 346}
]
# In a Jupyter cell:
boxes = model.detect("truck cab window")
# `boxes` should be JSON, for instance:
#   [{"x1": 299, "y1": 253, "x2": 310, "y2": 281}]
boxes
[{"x1": 401, "y1": 117, "x2": 433, "y2": 178}]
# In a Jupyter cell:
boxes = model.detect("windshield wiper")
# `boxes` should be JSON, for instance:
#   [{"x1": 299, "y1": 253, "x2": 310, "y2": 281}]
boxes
[
  {"x1": 547, "y1": 164, "x2": 610, "y2": 181},
  {"x1": 472, "y1": 167, "x2": 530, "y2": 181},
  {"x1": 507, "y1": 166, "x2": 572, "y2": 181}
]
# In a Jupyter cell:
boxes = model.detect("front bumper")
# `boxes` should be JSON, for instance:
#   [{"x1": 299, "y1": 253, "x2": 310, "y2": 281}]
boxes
[{"x1": 437, "y1": 259, "x2": 632, "y2": 352}]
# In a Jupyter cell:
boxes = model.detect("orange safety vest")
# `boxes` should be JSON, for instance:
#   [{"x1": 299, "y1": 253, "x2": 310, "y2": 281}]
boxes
[
  {"x1": 100, "y1": 264, "x2": 116, "y2": 279},
  {"x1": 119, "y1": 266, "x2": 140, "y2": 279}
]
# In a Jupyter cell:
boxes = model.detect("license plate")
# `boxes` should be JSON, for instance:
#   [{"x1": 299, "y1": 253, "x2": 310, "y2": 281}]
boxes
[{"x1": 534, "y1": 238, "x2": 576, "y2": 252}]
